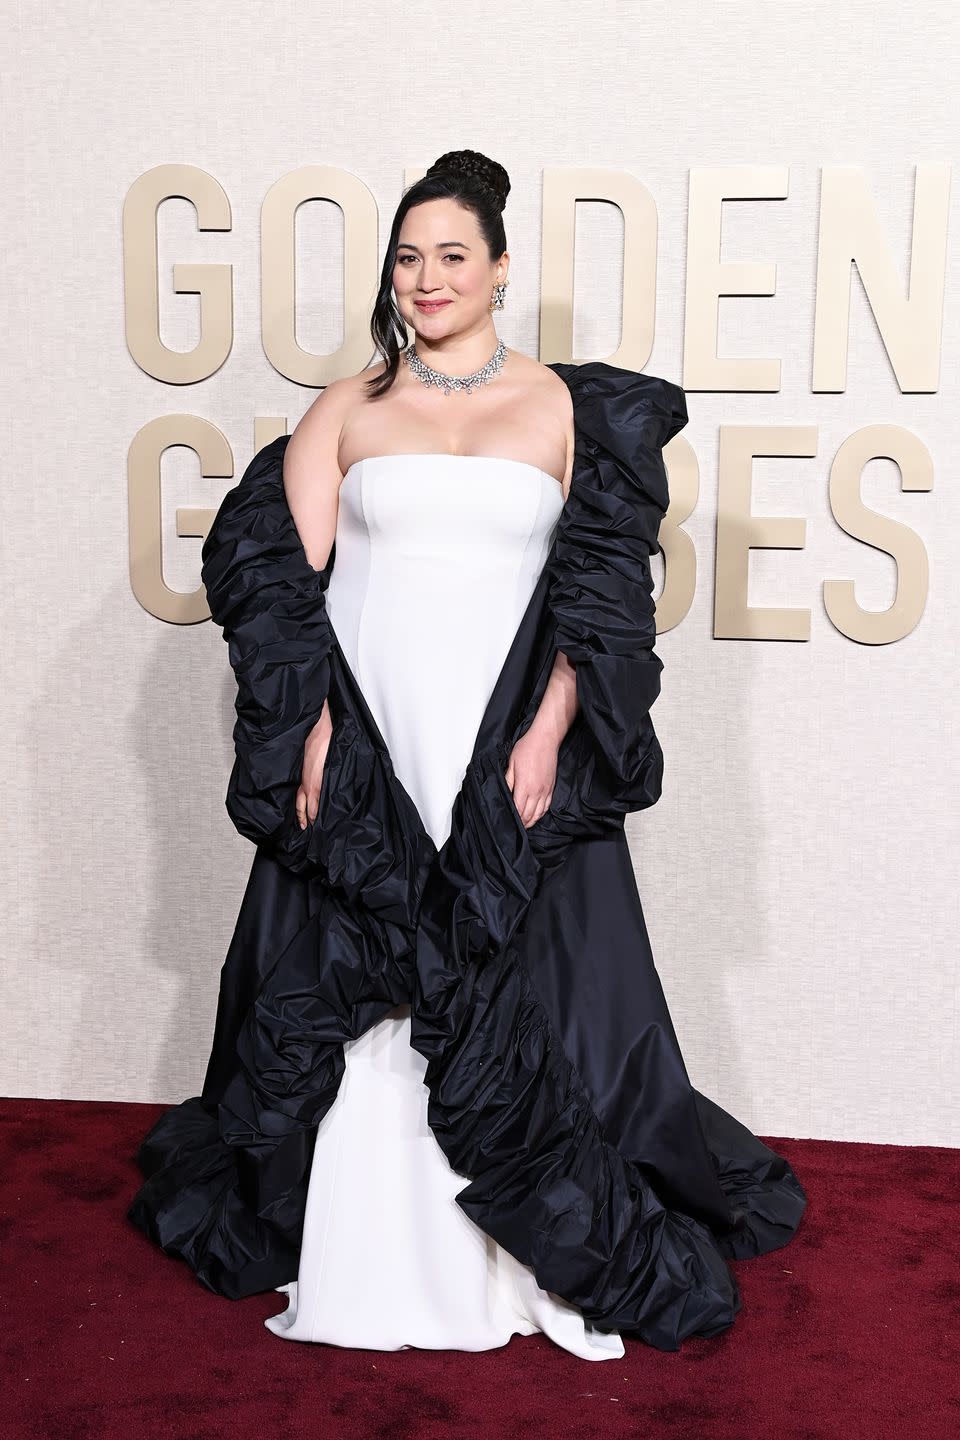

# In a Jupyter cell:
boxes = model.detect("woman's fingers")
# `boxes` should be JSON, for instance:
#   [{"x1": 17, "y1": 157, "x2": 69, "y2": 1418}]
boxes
[
  {"x1": 529, "y1": 790, "x2": 552, "y2": 826},
  {"x1": 298, "y1": 726, "x2": 331, "y2": 829},
  {"x1": 296, "y1": 777, "x2": 325, "y2": 828},
  {"x1": 512, "y1": 786, "x2": 553, "y2": 828}
]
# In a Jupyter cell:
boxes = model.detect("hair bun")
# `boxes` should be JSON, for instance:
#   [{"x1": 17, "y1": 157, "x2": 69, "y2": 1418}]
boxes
[{"x1": 426, "y1": 149, "x2": 511, "y2": 212}]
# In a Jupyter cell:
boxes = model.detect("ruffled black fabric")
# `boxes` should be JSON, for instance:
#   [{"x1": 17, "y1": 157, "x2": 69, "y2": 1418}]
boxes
[{"x1": 128, "y1": 360, "x2": 806, "y2": 1351}]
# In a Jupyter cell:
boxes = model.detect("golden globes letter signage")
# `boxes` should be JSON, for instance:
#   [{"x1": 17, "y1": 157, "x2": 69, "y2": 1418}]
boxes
[{"x1": 124, "y1": 162, "x2": 949, "y2": 641}]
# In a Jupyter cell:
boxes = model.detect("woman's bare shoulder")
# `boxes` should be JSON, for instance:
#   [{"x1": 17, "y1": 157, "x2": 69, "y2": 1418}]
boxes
[
  {"x1": 292, "y1": 365, "x2": 385, "y2": 437},
  {"x1": 287, "y1": 365, "x2": 390, "y2": 478},
  {"x1": 501, "y1": 350, "x2": 574, "y2": 497},
  {"x1": 505, "y1": 348, "x2": 573, "y2": 413}
]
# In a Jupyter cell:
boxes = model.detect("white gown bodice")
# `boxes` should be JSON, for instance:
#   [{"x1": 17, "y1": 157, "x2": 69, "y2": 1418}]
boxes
[{"x1": 324, "y1": 453, "x2": 565, "y2": 846}]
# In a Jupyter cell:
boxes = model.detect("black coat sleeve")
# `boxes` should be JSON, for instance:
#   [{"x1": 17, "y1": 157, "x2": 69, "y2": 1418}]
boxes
[
  {"x1": 200, "y1": 434, "x2": 335, "y2": 873},
  {"x1": 545, "y1": 362, "x2": 688, "y2": 819}
]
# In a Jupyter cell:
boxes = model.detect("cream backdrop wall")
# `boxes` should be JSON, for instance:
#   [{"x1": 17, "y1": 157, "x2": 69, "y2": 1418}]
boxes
[{"x1": 2, "y1": 0, "x2": 956, "y2": 1144}]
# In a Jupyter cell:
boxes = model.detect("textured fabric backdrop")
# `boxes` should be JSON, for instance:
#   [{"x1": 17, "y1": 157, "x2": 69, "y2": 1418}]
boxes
[{"x1": 2, "y1": 0, "x2": 956, "y2": 1143}]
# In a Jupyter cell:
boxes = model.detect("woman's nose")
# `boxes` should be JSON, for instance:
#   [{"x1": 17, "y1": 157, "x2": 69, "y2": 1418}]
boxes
[{"x1": 418, "y1": 262, "x2": 444, "y2": 292}]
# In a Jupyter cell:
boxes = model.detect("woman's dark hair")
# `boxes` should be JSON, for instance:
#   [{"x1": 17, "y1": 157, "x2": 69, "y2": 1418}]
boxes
[{"x1": 365, "y1": 149, "x2": 511, "y2": 399}]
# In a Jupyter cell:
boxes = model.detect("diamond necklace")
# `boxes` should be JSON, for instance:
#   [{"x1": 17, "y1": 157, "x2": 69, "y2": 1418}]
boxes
[{"x1": 403, "y1": 338, "x2": 507, "y2": 395}]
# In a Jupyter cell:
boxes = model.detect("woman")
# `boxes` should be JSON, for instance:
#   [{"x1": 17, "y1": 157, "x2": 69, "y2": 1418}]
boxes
[{"x1": 128, "y1": 149, "x2": 807, "y2": 1358}]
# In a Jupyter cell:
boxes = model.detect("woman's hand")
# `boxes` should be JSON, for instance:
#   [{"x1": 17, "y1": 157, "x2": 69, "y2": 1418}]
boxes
[
  {"x1": 504, "y1": 649, "x2": 577, "y2": 828},
  {"x1": 296, "y1": 704, "x2": 333, "y2": 829},
  {"x1": 505, "y1": 724, "x2": 559, "y2": 828}
]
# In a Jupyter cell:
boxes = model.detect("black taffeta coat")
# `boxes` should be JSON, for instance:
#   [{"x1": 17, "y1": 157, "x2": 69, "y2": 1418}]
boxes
[{"x1": 127, "y1": 359, "x2": 807, "y2": 1352}]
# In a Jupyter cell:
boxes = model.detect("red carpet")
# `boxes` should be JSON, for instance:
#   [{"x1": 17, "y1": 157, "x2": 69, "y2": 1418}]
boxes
[{"x1": 1, "y1": 1098, "x2": 955, "y2": 1439}]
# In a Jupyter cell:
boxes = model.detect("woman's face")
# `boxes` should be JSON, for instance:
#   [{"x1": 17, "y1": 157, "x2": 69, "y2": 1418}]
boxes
[{"x1": 392, "y1": 196, "x2": 506, "y2": 338}]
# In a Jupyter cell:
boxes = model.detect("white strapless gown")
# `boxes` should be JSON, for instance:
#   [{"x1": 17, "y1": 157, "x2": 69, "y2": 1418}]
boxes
[{"x1": 264, "y1": 453, "x2": 625, "y2": 1360}]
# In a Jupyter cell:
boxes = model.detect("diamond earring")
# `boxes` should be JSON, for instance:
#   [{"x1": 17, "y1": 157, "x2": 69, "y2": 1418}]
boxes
[{"x1": 490, "y1": 279, "x2": 508, "y2": 311}]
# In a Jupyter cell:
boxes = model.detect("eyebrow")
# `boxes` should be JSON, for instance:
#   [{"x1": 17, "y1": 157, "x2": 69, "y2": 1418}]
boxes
[{"x1": 396, "y1": 241, "x2": 472, "y2": 252}]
